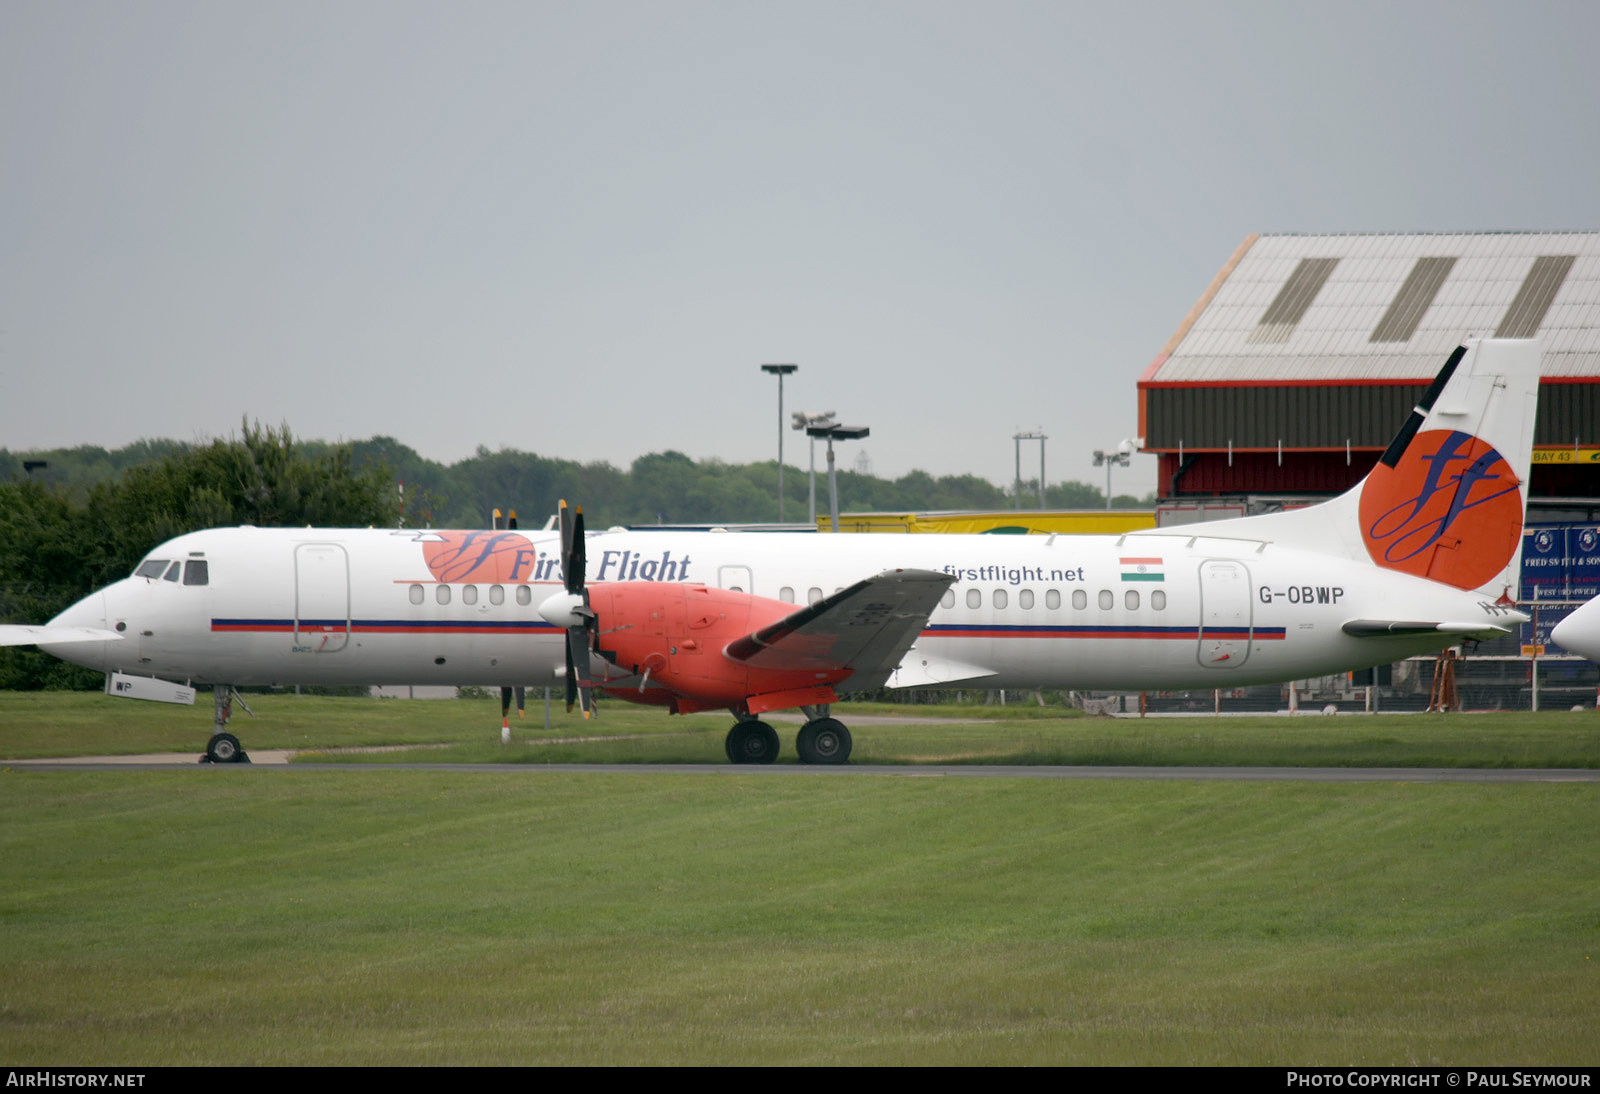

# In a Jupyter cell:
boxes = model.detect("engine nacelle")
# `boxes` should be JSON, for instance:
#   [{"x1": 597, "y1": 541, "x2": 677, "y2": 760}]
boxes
[
  {"x1": 537, "y1": 590, "x2": 589, "y2": 629},
  {"x1": 586, "y1": 583, "x2": 848, "y2": 713}
]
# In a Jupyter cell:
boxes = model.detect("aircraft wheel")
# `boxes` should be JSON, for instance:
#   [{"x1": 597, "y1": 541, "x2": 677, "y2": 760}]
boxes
[
  {"x1": 204, "y1": 732, "x2": 248, "y2": 764},
  {"x1": 796, "y1": 718, "x2": 852, "y2": 765},
  {"x1": 725, "y1": 721, "x2": 779, "y2": 765}
]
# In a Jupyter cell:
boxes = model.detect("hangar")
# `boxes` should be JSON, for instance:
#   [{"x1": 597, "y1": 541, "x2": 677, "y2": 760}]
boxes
[
  {"x1": 1139, "y1": 232, "x2": 1600, "y2": 708},
  {"x1": 1141, "y1": 231, "x2": 1599, "y2": 513}
]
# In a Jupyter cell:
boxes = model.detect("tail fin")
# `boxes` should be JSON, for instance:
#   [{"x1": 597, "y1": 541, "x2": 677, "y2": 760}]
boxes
[{"x1": 1175, "y1": 338, "x2": 1540, "y2": 600}]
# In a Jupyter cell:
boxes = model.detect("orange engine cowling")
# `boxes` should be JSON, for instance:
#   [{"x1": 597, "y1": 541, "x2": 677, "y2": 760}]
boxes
[{"x1": 585, "y1": 583, "x2": 849, "y2": 715}]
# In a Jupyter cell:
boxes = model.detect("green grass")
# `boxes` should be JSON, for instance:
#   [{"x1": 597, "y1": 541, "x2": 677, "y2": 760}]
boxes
[
  {"x1": 4, "y1": 691, "x2": 1599, "y2": 769},
  {"x1": 1, "y1": 770, "x2": 1595, "y2": 1064},
  {"x1": 3, "y1": 692, "x2": 1598, "y2": 1063}
]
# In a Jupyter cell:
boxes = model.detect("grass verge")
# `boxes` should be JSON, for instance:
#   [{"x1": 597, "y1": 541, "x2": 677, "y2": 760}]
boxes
[
  {"x1": 1, "y1": 770, "x2": 1596, "y2": 1064},
  {"x1": 4, "y1": 691, "x2": 1598, "y2": 769}
]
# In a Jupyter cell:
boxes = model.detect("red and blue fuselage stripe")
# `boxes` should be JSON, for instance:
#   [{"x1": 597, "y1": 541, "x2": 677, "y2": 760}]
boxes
[
  {"x1": 211, "y1": 619, "x2": 1287, "y2": 641},
  {"x1": 922, "y1": 623, "x2": 1287, "y2": 640},
  {"x1": 211, "y1": 618, "x2": 565, "y2": 635}
]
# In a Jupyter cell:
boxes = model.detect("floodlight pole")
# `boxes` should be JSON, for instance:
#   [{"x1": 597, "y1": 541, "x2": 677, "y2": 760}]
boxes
[
  {"x1": 793, "y1": 410, "x2": 836, "y2": 526},
  {"x1": 808, "y1": 423, "x2": 869, "y2": 532},
  {"x1": 1013, "y1": 431, "x2": 1045, "y2": 508},
  {"x1": 761, "y1": 364, "x2": 797, "y2": 521}
]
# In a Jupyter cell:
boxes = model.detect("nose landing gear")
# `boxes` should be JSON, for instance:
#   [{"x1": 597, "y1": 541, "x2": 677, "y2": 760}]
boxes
[{"x1": 200, "y1": 687, "x2": 252, "y2": 764}]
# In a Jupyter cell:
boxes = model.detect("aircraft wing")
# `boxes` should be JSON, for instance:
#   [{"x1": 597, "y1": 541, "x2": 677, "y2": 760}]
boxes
[
  {"x1": 1340, "y1": 620, "x2": 1518, "y2": 640},
  {"x1": 0, "y1": 625, "x2": 123, "y2": 647},
  {"x1": 724, "y1": 568, "x2": 957, "y2": 691}
]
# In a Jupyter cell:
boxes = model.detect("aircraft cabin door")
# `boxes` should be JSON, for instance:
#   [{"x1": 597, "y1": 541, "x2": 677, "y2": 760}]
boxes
[
  {"x1": 1197, "y1": 559, "x2": 1252, "y2": 669},
  {"x1": 294, "y1": 543, "x2": 350, "y2": 653},
  {"x1": 718, "y1": 565, "x2": 753, "y2": 594}
]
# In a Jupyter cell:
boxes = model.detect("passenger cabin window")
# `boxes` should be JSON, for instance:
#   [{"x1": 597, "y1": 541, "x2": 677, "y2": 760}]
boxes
[
  {"x1": 1125, "y1": 589, "x2": 1139, "y2": 610},
  {"x1": 183, "y1": 560, "x2": 209, "y2": 586},
  {"x1": 490, "y1": 585, "x2": 505, "y2": 605},
  {"x1": 136, "y1": 559, "x2": 170, "y2": 579},
  {"x1": 1152, "y1": 590, "x2": 1167, "y2": 611},
  {"x1": 462, "y1": 585, "x2": 478, "y2": 605},
  {"x1": 941, "y1": 589, "x2": 955, "y2": 609},
  {"x1": 1019, "y1": 590, "x2": 1034, "y2": 610},
  {"x1": 779, "y1": 586, "x2": 796, "y2": 603},
  {"x1": 966, "y1": 588, "x2": 982, "y2": 610},
  {"x1": 409, "y1": 584, "x2": 425, "y2": 605},
  {"x1": 436, "y1": 585, "x2": 451, "y2": 605},
  {"x1": 1098, "y1": 590, "x2": 1113, "y2": 611},
  {"x1": 1072, "y1": 589, "x2": 1087, "y2": 610},
  {"x1": 993, "y1": 589, "x2": 1007, "y2": 609},
  {"x1": 516, "y1": 586, "x2": 532, "y2": 606},
  {"x1": 808, "y1": 587, "x2": 823, "y2": 605},
  {"x1": 1045, "y1": 589, "x2": 1061, "y2": 610}
]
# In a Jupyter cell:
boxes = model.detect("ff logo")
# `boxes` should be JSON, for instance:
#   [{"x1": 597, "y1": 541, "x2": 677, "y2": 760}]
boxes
[
  {"x1": 421, "y1": 531, "x2": 539, "y2": 583},
  {"x1": 1358, "y1": 429, "x2": 1522, "y2": 591}
]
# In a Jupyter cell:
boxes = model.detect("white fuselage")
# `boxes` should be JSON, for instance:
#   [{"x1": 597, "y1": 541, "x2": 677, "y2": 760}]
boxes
[{"x1": 44, "y1": 525, "x2": 1522, "y2": 693}]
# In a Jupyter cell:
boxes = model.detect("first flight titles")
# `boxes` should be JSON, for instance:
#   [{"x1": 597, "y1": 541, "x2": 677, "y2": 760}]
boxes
[{"x1": 940, "y1": 564, "x2": 1086, "y2": 586}]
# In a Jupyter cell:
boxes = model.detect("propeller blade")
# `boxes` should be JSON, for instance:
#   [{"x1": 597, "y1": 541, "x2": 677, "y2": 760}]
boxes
[
  {"x1": 566, "y1": 625, "x2": 595, "y2": 719},
  {"x1": 558, "y1": 499, "x2": 595, "y2": 717},
  {"x1": 559, "y1": 499, "x2": 586, "y2": 596},
  {"x1": 564, "y1": 630, "x2": 579, "y2": 711}
]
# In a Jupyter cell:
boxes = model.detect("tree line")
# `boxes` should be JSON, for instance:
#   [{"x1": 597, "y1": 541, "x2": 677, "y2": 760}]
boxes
[
  {"x1": 9, "y1": 433, "x2": 1150, "y2": 531},
  {"x1": 0, "y1": 424, "x2": 389, "y2": 688}
]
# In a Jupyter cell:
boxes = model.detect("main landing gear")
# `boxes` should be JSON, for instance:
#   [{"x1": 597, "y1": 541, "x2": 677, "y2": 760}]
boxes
[
  {"x1": 795, "y1": 718, "x2": 851, "y2": 765},
  {"x1": 725, "y1": 720, "x2": 780, "y2": 764},
  {"x1": 201, "y1": 686, "x2": 253, "y2": 764},
  {"x1": 723, "y1": 709, "x2": 853, "y2": 766}
]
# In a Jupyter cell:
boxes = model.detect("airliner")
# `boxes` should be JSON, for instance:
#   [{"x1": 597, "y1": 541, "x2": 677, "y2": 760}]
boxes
[
  {"x1": 1, "y1": 338, "x2": 1541, "y2": 765},
  {"x1": 1552, "y1": 598, "x2": 1600, "y2": 664}
]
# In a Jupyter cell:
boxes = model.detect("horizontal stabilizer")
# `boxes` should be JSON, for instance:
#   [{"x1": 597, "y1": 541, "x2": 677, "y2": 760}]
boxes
[
  {"x1": 1341, "y1": 619, "x2": 1516, "y2": 639},
  {"x1": 724, "y1": 568, "x2": 955, "y2": 691},
  {"x1": 0, "y1": 624, "x2": 123, "y2": 647}
]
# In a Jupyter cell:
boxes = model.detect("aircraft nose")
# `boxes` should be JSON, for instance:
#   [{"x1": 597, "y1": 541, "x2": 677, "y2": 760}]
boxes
[{"x1": 1552, "y1": 601, "x2": 1600, "y2": 663}]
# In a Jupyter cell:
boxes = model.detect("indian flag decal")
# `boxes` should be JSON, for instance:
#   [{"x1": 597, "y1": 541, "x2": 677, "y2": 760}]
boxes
[{"x1": 1120, "y1": 556, "x2": 1164, "y2": 582}]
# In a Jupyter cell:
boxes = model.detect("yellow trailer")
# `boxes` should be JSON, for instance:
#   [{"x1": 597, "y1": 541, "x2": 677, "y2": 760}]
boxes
[{"x1": 819, "y1": 510, "x2": 1157, "y2": 535}]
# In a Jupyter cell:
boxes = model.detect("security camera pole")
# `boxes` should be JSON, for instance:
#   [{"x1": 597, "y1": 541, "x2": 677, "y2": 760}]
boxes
[{"x1": 1091, "y1": 439, "x2": 1140, "y2": 509}]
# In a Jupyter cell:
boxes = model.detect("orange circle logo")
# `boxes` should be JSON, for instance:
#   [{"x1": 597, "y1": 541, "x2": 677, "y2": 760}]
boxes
[
  {"x1": 422, "y1": 531, "x2": 539, "y2": 583},
  {"x1": 1358, "y1": 430, "x2": 1522, "y2": 590}
]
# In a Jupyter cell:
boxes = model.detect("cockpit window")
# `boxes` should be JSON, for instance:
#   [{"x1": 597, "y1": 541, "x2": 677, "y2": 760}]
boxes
[
  {"x1": 183, "y1": 560, "x2": 209, "y2": 586},
  {"x1": 136, "y1": 559, "x2": 170, "y2": 579},
  {"x1": 163, "y1": 562, "x2": 181, "y2": 582}
]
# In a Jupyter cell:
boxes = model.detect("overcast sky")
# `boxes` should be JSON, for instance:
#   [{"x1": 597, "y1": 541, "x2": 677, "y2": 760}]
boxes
[{"x1": 4, "y1": 1, "x2": 1597, "y2": 496}]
